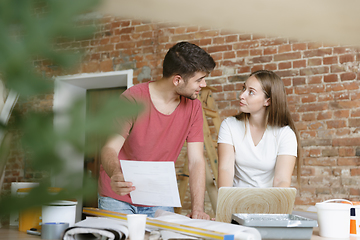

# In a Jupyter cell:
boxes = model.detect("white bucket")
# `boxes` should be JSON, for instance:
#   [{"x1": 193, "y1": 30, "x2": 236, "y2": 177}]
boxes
[
  {"x1": 316, "y1": 199, "x2": 352, "y2": 239},
  {"x1": 42, "y1": 200, "x2": 77, "y2": 227}
]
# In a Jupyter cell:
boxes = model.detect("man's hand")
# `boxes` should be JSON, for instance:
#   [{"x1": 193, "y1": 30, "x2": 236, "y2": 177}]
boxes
[
  {"x1": 110, "y1": 171, "x2": 135, "y2": 196},
  {"x1": 186, "y1": 210, "x2": 210, "y2": 220}
]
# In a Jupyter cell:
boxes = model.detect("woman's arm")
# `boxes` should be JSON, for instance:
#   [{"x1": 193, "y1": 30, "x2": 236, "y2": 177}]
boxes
[
  {"x1": 273, "y1": 155, "x2": 296, "y2": 187},
  {"x1": 217, "y1": 143, "x2": 236, "y2": 188}
]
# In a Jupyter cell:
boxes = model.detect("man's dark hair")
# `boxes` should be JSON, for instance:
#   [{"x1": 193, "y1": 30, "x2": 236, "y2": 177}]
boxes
[{"x1": 162, "y1": 41, "x2": 216, "y2": 80}]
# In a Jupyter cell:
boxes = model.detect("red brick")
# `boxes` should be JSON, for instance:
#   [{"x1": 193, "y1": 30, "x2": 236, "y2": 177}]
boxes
[
  {"x1": 279, "y1": 44, "x2": 291, "y2": 53},
  {"x1": 99, "y1": 59, "x2": 113, "y2": 72},
  {"x1": 186, "y1": 26, "x2": 199, "y2": 33},
  {"x1": 334, "y1": 91, "x2": 349, "y2": 100},
  {"x1": 343, "y1": 81, "x2": 359, "y2": 90},
  {"x1": 279, "y1": 62, "x2": 291, "y2": 70},
  {"x1": 308, "y1": 58, "x2": 322, "y2": 66},
  {"x1": 292, "y1": 43, "x2": 307, "y2": 51},
  {"x1": 326, "y1": 120, "x2": 347, "y2": 129},
  {"x1": 233, "y1": 41, "x2": 260, "y2": 49},
  {"x1": 136, "y1": 39, "x2": 153, "y2": 47},
  {"x1": 199, "y1": 38, "x2": 211, "y2": 46},
  {"x1": 324, "y1": 74, "x2": 338, "y2": 83},
  {"x1": 339, "y1": 54, "x2": 355, "y2": 63},
  {"x1": 323, "y1": 56, "x2": 338, "y2": 65},
  {"x1": 339, "y1": 147, "x2": 355, "y2": 157},
  {"x1": 295, "y1": 85, "x2": 325, "y2": 94},
  {"x1": 308, "y1": 75, "x2": 322, "y2": 84},
  {"x1": 115, "y1": 42, "x2": 135, "y2": 49},
  {"x1": 207, "y1": 44, "x2": 232, "y2": 53},
  {"x1": 172, "y1": 33, "x2": 195, "y2": 42},
  {"x1": 260, "y1": 38, "x2": 288, "y2": 46},
  {"x1": 261, "y1": 63, "x2": 275, "y2": 71},
  {"x1": 334, "y1": 110, "x2": 350, "y2": 118},
  {"x1": 351, "y1": 108, "x2": 360, "y2": 117},
  {"x1": 338, "y1": 100, "x2": 360, "y2": 109},
  {"x1": 293, "y1": 60, "x2": 306, "y2": 68},
  {"x1": 301, "y1": 94, "x2": 316, "y2": 103},
  {"x1": 349, "y1": 118, "x2": 360, "y2": 127},
  {"x1": 82, "y1": 61, "x2": 99, "y2": 73},
  {"x1": 239, "y1": 34, "x2": 252, "y2": 41},
  {"x1": 251, "y1": 65, "x2": 263, "y2": 72},
  {"x1": 308, "y1": 42, "x2": 323, "y2": 49},
  {"x1": 238, "y1": 66, "x2": 251, "y2": 73},
  {"x1": 300, "y1": 66, "x2": 329, "y2": 76},
  {"x1": 297, "y1": 103, "x2": 328, "y2": 112},
  {"x1": 223, "y1": 51, "x2": 236, "y2": 59},
  {"x1": 252, "y1": 34, "x2": 266, "y2": 40},
  {"x1": 317, "y1": 92, "x2": 334, "y2": 101},
  {"x1": 236, "y1": 50, "x2": 249, "y2": 57},
  {"x1": 300, "y1": 167, "x2": 316, "y2": 176},
  {"x1": 264, "y1": 47, "x2": 277, "y2": 55},
  {"x1": 141, "y1": 31, "x2": 153, "y2": 39},
  {"x1": 275, "y1": 69, "x2": 298, "y2": 78},
  {"x1": 340, "y1": 72, "x2": 356, "y2": 81},
  {"x1": 331, "y1": 65, "x2": 346, "y2": 73},
  {"x1": 303, "y1": 49, "x2": 332, "y2": 58},
  {"x1": 135, "y1": 24, "x2": 154, "y2": 32},
  {"x1": 195, "y1": 30, "x2": 219, "y2": 39},
  {"x1": 302, "y1": 113, "x2": 316, "y2": 121},
  {"x1": 317, "y1": 111, "x2": 332, "y2": 120},
  {"x1": 293, "y1": 77, "x2": 306, "y2": 86},
  {"x1": 350, "y1": 188, "x2": 360, "y2": 195},
  {"x1": 250, "y1": 49, "x2": 262, "y2": 56},
  {"x1": 274, "y1": 52, "x2": 301, "y2": 61},
  {"x1": 333, "y1": 138, "x2": 360, "y2": 146},
  {"x1": 225, "y1": 35, "x2": 238, "y2": 43},
  {"x1": 114, "y1": 27, "x2": 134, "y2": 35},
  {"x1": 338, "y1": 157, "x2": 360, "y2": 166},
  {"x1": 248, "y1": 56, "x2": 272, "y2": 64},
  {"x1": 213, "y1": 37, "x2": 225, "y2": 44},
  {"x1": 351, "y1": 168, "x2": 360, "y2": 176},
  {"x1": 287, "y1": 95, "x2": 301, "y2": 104},
  {"x1": 210, "y1": 52, "x2": 222, "y2": 61},
  {"x1": 334, "y1": 47, "x2": 347, "y2": 54},
  {"x1": 304, "y1": 157, "x2": 336, "y2": 166},
  {"x1": 300, "y1": 130, "x2": 316, "y2": 138},
  {"x1": 221, "y1": 59, "x2": 244, "y2": 67}
]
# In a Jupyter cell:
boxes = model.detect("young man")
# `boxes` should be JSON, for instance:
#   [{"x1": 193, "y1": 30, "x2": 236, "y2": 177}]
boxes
[{"x1": 98, "y1": 41, "x2": 216, "y2": 219}]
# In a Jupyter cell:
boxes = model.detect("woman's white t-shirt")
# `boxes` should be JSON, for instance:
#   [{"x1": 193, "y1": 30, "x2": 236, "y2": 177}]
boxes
[{"x1": 217, "y1": 116, "x2": 297, "y2": 188}]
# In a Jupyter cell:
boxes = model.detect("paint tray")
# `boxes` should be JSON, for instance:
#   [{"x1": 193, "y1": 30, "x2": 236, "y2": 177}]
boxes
[{"x1": 231, "y1": 213, "x2": 318, "y2": 240}]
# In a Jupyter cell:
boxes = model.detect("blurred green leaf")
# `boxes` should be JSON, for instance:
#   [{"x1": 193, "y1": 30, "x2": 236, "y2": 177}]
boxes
[{"x1": 0, "y1": 0, "x2": 142, "y2": 218}]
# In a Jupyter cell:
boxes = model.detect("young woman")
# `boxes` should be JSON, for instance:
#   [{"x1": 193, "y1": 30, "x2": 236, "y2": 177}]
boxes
[{"x1": 217, "y1": 70, "x2": 301, "y2": 188}]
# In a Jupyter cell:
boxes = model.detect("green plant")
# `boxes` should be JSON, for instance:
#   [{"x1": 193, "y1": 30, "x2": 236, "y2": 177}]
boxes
[{"x1": 0, "y1": 0, "x2": 141, "y2": 216}]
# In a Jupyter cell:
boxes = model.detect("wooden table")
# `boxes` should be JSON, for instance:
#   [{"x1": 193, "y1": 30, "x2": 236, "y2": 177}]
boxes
[{"x1": 2, "y1": 225, "x2": 360, "y2": 240}]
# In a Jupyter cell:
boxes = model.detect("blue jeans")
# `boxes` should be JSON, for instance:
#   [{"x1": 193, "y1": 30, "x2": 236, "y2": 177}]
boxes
[{"x1": 98, "y1": 195, "x2": 174, "y2": 218}]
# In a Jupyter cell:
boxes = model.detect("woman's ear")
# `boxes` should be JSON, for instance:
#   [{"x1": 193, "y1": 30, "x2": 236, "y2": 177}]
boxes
[{"x1": 264, "y1": 98, "x2": 271, "y2": 107}]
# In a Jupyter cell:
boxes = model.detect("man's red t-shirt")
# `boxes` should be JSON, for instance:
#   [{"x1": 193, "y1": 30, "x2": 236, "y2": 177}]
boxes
[{"x1": 98, "y1": 82, "x2": 204, "y2": 205}]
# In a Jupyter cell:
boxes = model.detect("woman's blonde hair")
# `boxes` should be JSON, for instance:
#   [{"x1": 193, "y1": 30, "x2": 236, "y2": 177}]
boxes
[{"x1": 235, "y1": 70, "x2": 302, "y2": 186}]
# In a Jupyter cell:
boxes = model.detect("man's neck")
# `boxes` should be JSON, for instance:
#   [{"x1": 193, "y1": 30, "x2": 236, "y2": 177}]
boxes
[{"x1": 150, "y1": 78, "x2": 180, "y2": 104}]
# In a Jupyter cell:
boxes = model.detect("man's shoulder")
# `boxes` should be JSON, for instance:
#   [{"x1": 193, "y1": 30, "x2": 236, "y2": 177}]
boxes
[{"x1": 122, "y1": 82, "x2": 149, "y2": 100}]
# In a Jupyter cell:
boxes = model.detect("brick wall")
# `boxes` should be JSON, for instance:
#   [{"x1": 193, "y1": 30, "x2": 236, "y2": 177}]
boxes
[{"x1": 3, "y1": 16, "x2": 360, "y2": 217}]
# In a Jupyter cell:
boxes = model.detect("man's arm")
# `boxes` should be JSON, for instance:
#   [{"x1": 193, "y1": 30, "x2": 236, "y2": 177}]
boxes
[
  {"x1": 101, "y1": 134, "x2": 135, "y2": 195},
  {"x1": 186, "y1": 142, "x2": 210, "y2": 220}
]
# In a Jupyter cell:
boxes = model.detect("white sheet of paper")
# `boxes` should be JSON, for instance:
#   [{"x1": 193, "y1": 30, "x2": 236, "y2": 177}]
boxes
[{"x1": 120, "y1": 160, "x2": 181, "y2": 207}]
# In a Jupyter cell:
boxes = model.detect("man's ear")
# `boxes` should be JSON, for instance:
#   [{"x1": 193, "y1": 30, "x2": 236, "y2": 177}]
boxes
[
  {"x1": 264, "y1": 98, "x2": 271, "y2": 106},
  {"x1": 172, "y1": 75, "x2": 183, "y2": 86}
]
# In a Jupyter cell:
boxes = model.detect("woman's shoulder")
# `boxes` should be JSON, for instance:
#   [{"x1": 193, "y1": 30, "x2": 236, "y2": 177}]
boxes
[
  {"x1": 223, "y1": 116, "x2": 242, "y2": 123},
  {"x1": 221, "y1": 116, "x2": 245, "y2": 130},
  {"x1": 268, "y1": 125, "x2": 295, "y2": 139}
]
